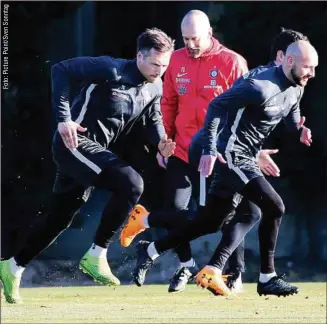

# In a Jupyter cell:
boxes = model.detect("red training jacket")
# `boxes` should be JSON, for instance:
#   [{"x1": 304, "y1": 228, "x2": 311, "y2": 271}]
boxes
[{"x1": 161, "y1": 37, "x2": 248, "y2": 163}]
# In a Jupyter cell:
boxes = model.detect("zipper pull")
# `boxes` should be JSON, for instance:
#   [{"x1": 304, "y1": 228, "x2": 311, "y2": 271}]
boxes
[{"x1": 121, "y1": 113, "x2": 125, "y2": 127}]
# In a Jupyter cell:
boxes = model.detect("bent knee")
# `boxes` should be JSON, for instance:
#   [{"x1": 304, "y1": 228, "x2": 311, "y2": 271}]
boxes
[
  {"x1": 129, "y1": 170, "x2": 144, "y2": 200},
  {"x1": 275, "y1": 201, "x2": 285, "y2": 218},
  {"x1": 251, "y1": 210, "x2": 262, "y2": 223},
  {"x1": 266, "y1": 199, "x2": 285, "y2": 219}
]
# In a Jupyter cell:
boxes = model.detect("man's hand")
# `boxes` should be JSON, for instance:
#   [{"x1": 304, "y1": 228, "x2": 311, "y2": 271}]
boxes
[
  {"x1": 198, "y1": 153, "x2": 226, "y2": 177},
  {"x1": 258, "y1": 149, "x2": 280, "y2": 177},
  {"x1": 158, "y1": 134, "x2": 176, "y2": 158},
  {"x1": 58, "y1": 121, "x2": 87, "y2": 150},
  {"x1": 297, "y1": 116, "x2": 312, "y2": 147},
  {"x1": 156, "y1": 152, "x2": 168, "y2": 169}
]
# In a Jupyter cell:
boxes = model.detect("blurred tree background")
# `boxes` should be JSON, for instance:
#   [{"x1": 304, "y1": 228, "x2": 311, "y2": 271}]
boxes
[{"x1": 1, "y1": 2, "x2": 326, "y2": 275}]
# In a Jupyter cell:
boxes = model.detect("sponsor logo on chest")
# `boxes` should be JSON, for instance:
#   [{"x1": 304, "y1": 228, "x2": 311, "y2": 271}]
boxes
[
  {"x1": 176, "y1": 66, "x2": 189, "y2": 95},
  {"x1": 177, "y1": 84, "x2": 188, "y2": 95},
  {"x1": 176, "y1": 66, "x2": 190, "y2": 84},
  {"x1": 112, "y1": 91, "x2": 130, "y2": 102},
  {"x1": 204, "y1": 67, "x2": 220, "y2": 89},
  {"x1": 264, "y1": 97, "x2": 289, "y2": 114}
]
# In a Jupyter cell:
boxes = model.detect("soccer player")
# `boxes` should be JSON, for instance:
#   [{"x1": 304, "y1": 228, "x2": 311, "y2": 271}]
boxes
[
  {"x1": 121, "y1": 9, "x2": 249, "y2": 293},
  {"x1": 121, "y1": 28, "x2": 309, "y2": 293},
  {"x1": 131, "y1": 40, "x2": 317, "y2": 297},
  {"x1": 0, "y1": 28, "x2": 176, "y2": 304}
]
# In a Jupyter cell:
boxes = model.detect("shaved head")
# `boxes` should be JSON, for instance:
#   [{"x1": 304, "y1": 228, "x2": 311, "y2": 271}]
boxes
[
  {"x1": 286, "y1": 40, "x2": 318, "y2": 60},
  {"x1": 181, "y1": 10, "x2": 211, "y2": 31},
  {"x1": 181, "y1": 10, "x2": 212, "y2": 58},
  {"x1": 283, "y1": 40, "x2": 318, "y2": 87}
]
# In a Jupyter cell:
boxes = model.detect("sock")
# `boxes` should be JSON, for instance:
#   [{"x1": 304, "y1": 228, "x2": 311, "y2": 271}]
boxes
[
  {"x1": 88, "y1": 244, "x2": 107, "y2": 258},
  {"x1": 9, "y1": 257, "x2": 25, "y2": 277},
  {"x1": 207, "y1": 265, "x2": 222, "y2": 276},
  {"x1": 180, "y1": 258, "x2": 195, "y2": 268},
  {"x1": 147, "y1": 242, "x2": 159, "y2": 260},
  {"x1": 143, "y1": 215, "x2": 150, "y2": 228},
  {"x1": 234, "y1": 272, "x2": 242, "y2": 285},
  {"x1": 259, "y1": 272, "x2": 277, "y2": 283}
]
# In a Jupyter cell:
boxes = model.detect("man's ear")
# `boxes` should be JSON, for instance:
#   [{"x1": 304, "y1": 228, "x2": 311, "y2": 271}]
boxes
[
  {"x1": 208, "y1": 27, "x2": 213, "y2": 39},
  {"x1": 286, "y1": 54, "x2": 294, "y2": 67},
  {"x1": 276, "y1": 50, "x2": 284, "y2": 64},
  {"x1": 136, "y1": 51, "x2": 143, "y2": 63}
]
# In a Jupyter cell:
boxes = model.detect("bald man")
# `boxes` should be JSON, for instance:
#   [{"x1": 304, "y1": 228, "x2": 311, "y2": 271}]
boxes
[
  {"x1": 121, "y1": 9, "x2": 248, "y2": 293},
  {"x1": 132, "y1": 40, "x2": 318, "y2": 297},
  {"x1": 286, "y1": 41, "x2": 317, "y2": 87}
]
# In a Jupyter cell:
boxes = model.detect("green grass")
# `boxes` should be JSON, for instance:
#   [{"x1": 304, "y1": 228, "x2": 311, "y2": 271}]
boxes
[{"x1": 1, "y1": 283, "x2": 326, "y2": 323}]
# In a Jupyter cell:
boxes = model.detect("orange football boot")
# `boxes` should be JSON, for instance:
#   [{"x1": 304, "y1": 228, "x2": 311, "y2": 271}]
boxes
[
  {"x1": 196, "y1": 266, "x2": 232, "y2": 296},
  {"x1": 120, "y1": 204, "x2": 149, "y2": 247}
]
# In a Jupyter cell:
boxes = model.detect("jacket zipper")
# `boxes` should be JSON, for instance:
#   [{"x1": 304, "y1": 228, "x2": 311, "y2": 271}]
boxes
[
  {"x1": 196, "y1": 58, "x2": 202, "y2": 129},
  {"x1": 121, "y1": 112, "x2": 125, "y2": 129}
]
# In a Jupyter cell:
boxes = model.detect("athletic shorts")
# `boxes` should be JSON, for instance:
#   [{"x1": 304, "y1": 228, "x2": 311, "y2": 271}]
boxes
[
  {"x1": 52, "y1": 132, "x2": 121, "y2": 193},
  {"x1": 188, "y1": 131, "x2": 243, "y2": 209},
  {"x1": 209, "y1": 151, "x2": 263, "y2": 198}
]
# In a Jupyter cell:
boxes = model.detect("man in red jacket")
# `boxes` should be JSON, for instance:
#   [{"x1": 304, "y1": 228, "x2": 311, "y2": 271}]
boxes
[
  {"x1": 161, "y1": 10, "x2": 248, "y2": 165},
  {"x1": 158, "y1": 10, "x2": 249, "y2": 293},
  {"x1": 122, "y1": 10, "x2": 248, "y2": 293}
]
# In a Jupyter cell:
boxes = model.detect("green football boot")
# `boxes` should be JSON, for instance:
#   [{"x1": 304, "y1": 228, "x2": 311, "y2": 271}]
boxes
[
  {"x1": 79, "y1": 252, "x2": 120, "y2": 286},
  {"x1": 0, "y1": 260, "x2": 22, "y2": 304}
]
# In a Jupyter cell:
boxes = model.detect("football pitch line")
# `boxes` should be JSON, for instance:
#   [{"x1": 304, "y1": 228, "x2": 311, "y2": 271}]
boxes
[{"x1": 1, "y1": 283, "x2": 326, "y2": 323}]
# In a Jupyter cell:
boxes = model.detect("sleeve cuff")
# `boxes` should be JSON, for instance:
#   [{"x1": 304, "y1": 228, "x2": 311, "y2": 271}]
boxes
[
  {"x1": 202, "y1": 148, "x2": 218, "y2": 156},
  {"x1": 57, "y1": 116, "x2": 72, "y2": 123}
]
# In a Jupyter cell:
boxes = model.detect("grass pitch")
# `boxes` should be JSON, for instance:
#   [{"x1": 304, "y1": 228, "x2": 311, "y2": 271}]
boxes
[{"x1": 1, "y1": 283, "x2": 326, "y2": 323}]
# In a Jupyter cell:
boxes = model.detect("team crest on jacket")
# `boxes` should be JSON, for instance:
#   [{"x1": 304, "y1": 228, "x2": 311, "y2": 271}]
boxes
[
  {"x1": 209, "y1": 69, "x2": 218, "y2": 78},
  {"x1": 177, "y1": 84, "x2": 187, "y2": 95}
]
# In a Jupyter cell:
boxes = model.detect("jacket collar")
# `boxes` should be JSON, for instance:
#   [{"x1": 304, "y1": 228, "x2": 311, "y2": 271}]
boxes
[
  {"x1": 124, "y1": 59, "x2": 147, "y2": 86},
  {"x1": 276, "y1": 65, "x2": 297, "y2": 88},
  {"x1": 185, "y1": 37, "x2": 222, "y2": 59}
]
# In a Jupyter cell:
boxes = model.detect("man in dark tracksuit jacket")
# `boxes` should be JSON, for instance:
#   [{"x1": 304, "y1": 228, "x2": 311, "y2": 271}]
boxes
[
  {"x1": 0, "y1": 28, "x2": 175, "y2": 304},
  {"x1": 132, "y1": 40, "x2": 318, "y2": 297},
  {"x1": 187, "y1": 61, "x2": 278, "y2": 275}
]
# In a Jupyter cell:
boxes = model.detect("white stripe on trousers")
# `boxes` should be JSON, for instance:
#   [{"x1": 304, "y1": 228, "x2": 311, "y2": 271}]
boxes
[
  {"x1": 199, "y1": 173, "x2": 206, "y2": 206},
  {"x1": 68, "y1": 83, "x2": 102, "y2": 174},
  {"x1": 68, "y1": 148, "x2": 102, "y2": 174}
]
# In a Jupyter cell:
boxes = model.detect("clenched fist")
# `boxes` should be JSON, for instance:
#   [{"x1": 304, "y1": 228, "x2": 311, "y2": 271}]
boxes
[{"x1": 158, "y1": 134, "x2": 176, "y2": 158}]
